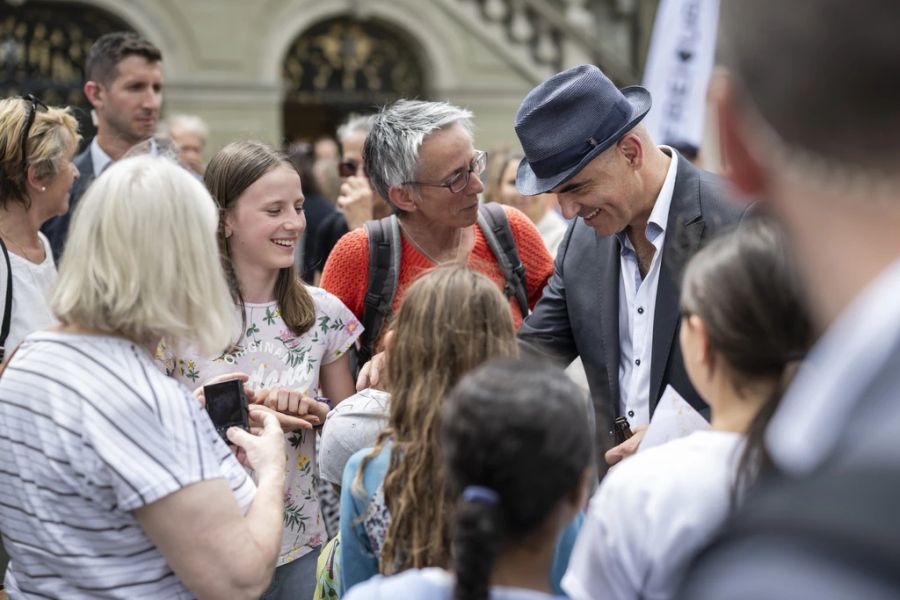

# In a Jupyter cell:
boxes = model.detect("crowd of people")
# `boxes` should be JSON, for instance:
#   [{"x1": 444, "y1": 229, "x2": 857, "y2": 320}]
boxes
[{"x1": 2, "y1": 1, "x2": 899, "y2": 598}]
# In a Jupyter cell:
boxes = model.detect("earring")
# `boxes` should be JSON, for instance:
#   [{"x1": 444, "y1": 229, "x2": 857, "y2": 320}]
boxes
[
  {"x1": 40, "y1": 186, "x2": 46, "y2": 192},
  {"x1": 224, "y1": 231, "x2": 232, "y2": 239}
]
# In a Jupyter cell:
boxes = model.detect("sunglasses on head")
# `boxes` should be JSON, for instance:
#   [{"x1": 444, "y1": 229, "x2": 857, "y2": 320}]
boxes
[
  {"x1": 20, "y1": 94, "x2": 48, "y2": 177},
  {"x1": 338, "y1": 158, "x2": 366, "y2": 178}
]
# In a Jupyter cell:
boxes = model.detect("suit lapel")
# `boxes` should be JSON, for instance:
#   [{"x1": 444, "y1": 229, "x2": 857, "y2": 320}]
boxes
[
  {"x1": 70, "y1": 147, "x2": 95, "y2": 201},
  {"x1": 598, "y1": 234, "x2": 621, "y2": 414},
  {"x1": 649, "y1": 160, "x2": 704, "y2": 411}
]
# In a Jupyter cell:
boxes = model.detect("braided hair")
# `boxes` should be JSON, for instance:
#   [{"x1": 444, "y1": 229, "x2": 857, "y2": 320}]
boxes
[
  {"x1": 441, "y1": 359, "x2": 593, "y2": 600},
  {"x1": 680, "y1": 215, "x2": 814, "y2": 497}
]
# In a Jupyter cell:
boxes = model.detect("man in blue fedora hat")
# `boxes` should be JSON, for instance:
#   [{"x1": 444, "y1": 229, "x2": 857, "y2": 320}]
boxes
[{"x1": 515, "y1": 64, "x2": 747, "y2": 468}]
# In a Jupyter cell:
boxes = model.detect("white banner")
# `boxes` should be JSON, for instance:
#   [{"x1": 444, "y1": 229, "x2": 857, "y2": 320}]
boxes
[{"x1": 641, "y1": 0, "x2": 720, "y2": 150}]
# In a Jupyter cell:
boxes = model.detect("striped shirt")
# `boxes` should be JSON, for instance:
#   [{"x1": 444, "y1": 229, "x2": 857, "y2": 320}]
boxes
[{"x1": 0, "y1": 331, "x2": 256, "y2": 598}]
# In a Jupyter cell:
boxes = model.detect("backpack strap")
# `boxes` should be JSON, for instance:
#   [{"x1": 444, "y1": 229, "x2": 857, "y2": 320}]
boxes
[
  {"x1": 0, "y1": 238, "x2": 13, "y2": 362},
  {"x1": 477, "y1": 203, "x2": 529, "y2": 318},
  {"x1": 359, "y1": 215, "x2": 401, "y2": 365}
]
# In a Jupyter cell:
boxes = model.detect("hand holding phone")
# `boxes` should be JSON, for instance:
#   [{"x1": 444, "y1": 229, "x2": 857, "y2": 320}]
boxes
[
  {"x1": 227, "y1": 407, "x2": 287, "y2": 478},
  {"x1": 203, "y1": 379, "x2": 250, "y2": 441}
]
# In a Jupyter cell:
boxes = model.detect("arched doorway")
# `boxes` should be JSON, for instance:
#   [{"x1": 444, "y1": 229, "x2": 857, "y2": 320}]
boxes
[
  {"x1": 0, "y1": 1, "x2": 134, "y2": 147},
  {"x1": 281, "y1": 16, "x2": 426, "y2": 145}
]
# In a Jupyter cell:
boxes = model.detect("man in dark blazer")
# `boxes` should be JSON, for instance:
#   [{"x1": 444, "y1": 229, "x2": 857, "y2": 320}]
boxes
[
  {"x1": 42, "y1": 32, "x2": 163, "y2": 261},
  {"x1": 514, "y1": 65, "x2": 746, "y2": 468}
]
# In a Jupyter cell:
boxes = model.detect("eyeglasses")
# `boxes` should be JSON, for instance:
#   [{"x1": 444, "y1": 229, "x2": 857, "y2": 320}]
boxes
[
  {"x1": 403, "y1": 150, "x2": 487, "y2": 194},
  {"x1": 338, "y1": 158, "x2": 366, "y2": 178},
  {"x1": 20, "y1": 94, "x2": 48, "y2": 177}
]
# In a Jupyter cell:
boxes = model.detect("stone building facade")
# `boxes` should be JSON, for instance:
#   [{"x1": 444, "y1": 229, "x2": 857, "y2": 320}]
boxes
[{"x1": 2, "y1": 0, "x2": 658, "y2": 154}]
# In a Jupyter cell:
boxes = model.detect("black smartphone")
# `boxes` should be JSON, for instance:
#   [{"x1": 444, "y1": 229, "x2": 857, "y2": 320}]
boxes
[{"x1": 203, "y1": 379, "x2": 250, "y2": 441}]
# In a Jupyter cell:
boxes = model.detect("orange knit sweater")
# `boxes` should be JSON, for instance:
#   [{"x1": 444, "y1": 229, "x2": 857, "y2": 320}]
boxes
[{"x1": 320, "y1": 205, "x2": 553, "y2": 335}]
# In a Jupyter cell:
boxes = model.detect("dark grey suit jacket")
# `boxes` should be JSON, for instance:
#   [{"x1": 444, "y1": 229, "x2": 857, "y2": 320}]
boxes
[
  {"x1": 519, "y1": 156, "x2": 746, "y2": 463},
  {"x1": 41, "y1": 144, "x2": 95, "y2": 262}
]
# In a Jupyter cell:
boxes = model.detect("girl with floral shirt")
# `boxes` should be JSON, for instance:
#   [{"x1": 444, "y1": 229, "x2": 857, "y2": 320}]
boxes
[{"x1": 163, "y1": 141, "x2": 361, "y2": 600}]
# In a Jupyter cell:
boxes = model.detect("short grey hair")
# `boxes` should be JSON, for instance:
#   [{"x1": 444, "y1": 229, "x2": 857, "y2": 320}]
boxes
[
  {"x1": 363, "y1": 100, "x2": 474, "y2": 206},
  {"x1": 53, "y1": 156, "x2": 233, "y2": 354},
  {"x1": 336, "y1": 113, "x2": 374, "y2": 145},
  {"x1": 159, "y1": 114, "x2": 209, "y2": 140}
]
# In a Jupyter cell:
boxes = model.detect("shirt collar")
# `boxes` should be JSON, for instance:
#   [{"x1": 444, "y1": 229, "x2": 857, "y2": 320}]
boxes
[
  {"x1": 616, "y1": 146, "x2": 678, "y2": 251},
  {"x1": 90, "y1": 138, "x2": 113, "y2": 178},
  {"x1": 767, "y1": 257, "x2": 900, "y2": 474}
]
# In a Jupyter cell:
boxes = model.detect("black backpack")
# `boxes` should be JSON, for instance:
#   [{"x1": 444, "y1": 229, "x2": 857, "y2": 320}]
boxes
[{"x1": 358, "y1": 203, "x2": 529, "y2": 365}]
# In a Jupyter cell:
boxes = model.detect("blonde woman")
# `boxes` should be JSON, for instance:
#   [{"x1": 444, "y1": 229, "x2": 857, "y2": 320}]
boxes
[
  {"x1": 0, "y1": 96, "x2": 79, "y2": 355},
  {"x1": 0, "y1": 156, "x2": 286, "y2": 598}
]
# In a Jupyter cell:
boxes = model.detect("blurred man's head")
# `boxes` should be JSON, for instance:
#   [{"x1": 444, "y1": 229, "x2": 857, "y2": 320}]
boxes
[
  {"x1": 84, "y1": 32, "x2": 163, "y2": 149},
  {"x1": 161, "y1": 114, "x2": 208, "y2": 175},
  {"x1": 716, "y1": 0, "x2": 900, "y2": 198},
  {"x1": 314, "y1": 137, "x2": 339, "y2": 162},
  {"x1": 714, "y1": 0, "x2": 900, "y2": 325},
  {"x1": 336, "y1": 114, "x2": 373, "y2": 179}
]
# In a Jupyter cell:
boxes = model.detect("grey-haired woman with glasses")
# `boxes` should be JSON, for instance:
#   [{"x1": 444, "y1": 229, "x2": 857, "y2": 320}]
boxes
[
  {"x1": 0, "y1": 96, "x2": 80, "y2": 358},
  {"x1": 321, "y1": 99, "x2": 554, "y2": 369}
]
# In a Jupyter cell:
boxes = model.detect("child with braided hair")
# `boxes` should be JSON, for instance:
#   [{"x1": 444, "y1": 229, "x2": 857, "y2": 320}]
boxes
[{"x1": 345, "y1": 358, "x2": 593, "y2": 599}]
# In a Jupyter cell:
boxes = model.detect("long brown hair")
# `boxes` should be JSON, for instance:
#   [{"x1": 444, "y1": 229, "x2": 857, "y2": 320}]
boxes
[
  {"x1": 680, "y1": 216, "x2": 814, "y2": 497},
  {"x1": 204, "y1": 141, "x2": 315, "y2": 341},
  {"x1": 355, "y1": 266, "x2": 518, "y2": 573}
]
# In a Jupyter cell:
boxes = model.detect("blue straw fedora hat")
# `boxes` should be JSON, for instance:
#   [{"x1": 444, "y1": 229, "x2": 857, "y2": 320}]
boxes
[{"x1": 515, "y1": 64, "x2": 652, "y2": 195}]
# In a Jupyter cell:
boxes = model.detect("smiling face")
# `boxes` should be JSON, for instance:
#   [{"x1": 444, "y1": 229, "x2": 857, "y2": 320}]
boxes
[
  {"x1": 92, "y1": 55, "x2": 163, "y2": 145},
  {"x1": 404, "y1": 123, "x2": 484, "y2": 228},
  {"x1": 550, "y1": 139, "x2": 645, "y2": 237},
  {"x1": 224, "y1": 164, "x2": 306, "y2": 276}
]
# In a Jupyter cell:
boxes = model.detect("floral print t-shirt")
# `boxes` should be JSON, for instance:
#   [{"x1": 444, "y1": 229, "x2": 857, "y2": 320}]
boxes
[{"x1": 161, "y1": 286, "x2": 362, "y2": 565}]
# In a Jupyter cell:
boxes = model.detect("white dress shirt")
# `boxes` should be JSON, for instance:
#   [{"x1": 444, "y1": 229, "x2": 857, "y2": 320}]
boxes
[
  {"x1": 89, "y1": 137, "x2": 113, "y2": 178},
  {"x1": 563, "y1": 430, "x2": 744, "y2": 600},
  {"x1": 90, "y1": 137, "x2": 163, "y2": 177},
  {"x1": 615, "y1": 148, "x2": 678, "y2": 426}
]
